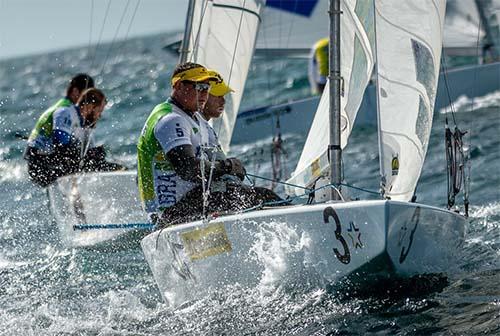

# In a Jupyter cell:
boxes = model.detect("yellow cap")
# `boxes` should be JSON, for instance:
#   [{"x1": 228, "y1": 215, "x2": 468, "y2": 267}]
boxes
[
  {"x1": 207, "y1": 70, "x2": 234, "y2": 97},
  {"x1": 171, "y1": 66, "x2": 219, "y2": 87}
]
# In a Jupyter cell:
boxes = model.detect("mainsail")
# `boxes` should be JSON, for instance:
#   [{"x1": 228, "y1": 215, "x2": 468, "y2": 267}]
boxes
[
  {"x1": 186, "y1": 0, "x2": 264, "y2": 152},
  {"x1": 376, "y1": 0, "x2": 446, "y2": 201},
  {"x1": 286, "y1": 0, "x2": 375, "y2": 195}
]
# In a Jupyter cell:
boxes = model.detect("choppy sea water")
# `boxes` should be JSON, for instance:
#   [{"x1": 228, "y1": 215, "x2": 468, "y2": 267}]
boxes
[{"x1": 0, "y1": 33, "x2": 499, "y2": 335}]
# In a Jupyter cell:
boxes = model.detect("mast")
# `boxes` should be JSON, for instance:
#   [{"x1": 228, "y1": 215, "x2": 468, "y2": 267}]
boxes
[
  {"x1": 329, "y1": 0, "x2": 342, "y2": 200},
  {"x1": 179, "y1": 0, "x2": 196, "y2": 63}
]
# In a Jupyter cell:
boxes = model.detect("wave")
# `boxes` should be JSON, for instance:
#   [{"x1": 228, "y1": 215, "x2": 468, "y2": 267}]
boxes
[{"x1": 440, "y1": 90, "x2": 500, "y2": 114}]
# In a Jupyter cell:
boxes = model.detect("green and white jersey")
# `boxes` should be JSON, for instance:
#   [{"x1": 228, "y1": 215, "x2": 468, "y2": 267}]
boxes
[
  {"x1": 27, "y1": 98, "x2": 73, "y2": 153},
  {"x1": 137, "y1": 100, "x2": 209, "y2": 213}
]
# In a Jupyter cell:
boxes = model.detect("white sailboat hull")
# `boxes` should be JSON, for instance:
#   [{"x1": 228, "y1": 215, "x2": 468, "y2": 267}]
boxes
[
  {"x1": 141, "y1": 200, "x2": 466, "y2": 306},
  {"x1": 47, "y1": 171, "x2": 150, "y2": 248}
]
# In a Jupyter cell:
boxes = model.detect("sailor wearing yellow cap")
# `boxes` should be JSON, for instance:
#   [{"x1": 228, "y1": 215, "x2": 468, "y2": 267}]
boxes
[
  {"x1": 137, "y1": 63, "x2": 246, "y2": 218},
  {"x1": 152, "y1": 70, "x2": 284, "y2": 226},
  {"x1": 196, "y1": 70, "x2": 234, "y2": 161}
]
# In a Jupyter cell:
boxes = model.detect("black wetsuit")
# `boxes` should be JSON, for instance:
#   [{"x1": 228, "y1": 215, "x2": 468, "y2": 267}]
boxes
[
  {"x1": 24, "y1": 144, "x2": 124, "y2": 187},
  {"x1": 159, "y1": 181, "x2": 283, "y2": 226}
]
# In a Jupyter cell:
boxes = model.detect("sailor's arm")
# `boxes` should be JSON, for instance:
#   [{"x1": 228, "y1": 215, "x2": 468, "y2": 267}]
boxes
[{"x1": 52, "y1": 107, "x2": 81, "y2": 166}]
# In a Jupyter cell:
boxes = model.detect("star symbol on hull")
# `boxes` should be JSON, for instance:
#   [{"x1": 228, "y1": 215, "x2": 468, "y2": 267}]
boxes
[{"x1": 346, "y1": 221, "x2": 363, "y2": 249}]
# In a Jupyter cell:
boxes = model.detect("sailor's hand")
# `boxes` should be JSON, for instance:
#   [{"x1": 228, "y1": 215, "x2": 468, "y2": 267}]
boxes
[
  {"x1": 86, "y1": 145, "x2": 106, "y2": 161},
  {"x1": 224, "y1": 158, "x2": 246, "y2": 181}
]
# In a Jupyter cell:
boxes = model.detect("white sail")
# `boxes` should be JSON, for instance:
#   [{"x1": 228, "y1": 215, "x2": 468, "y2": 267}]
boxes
[
  {"x1": 376, "y1": 0, "x2": 446, "y2": 201},
  {"x1": 286, "y1": 0, "x2": 375, "y2": 195},
  {"x1": 186, "y1": 0, "x2": 264, "y2": 152}
]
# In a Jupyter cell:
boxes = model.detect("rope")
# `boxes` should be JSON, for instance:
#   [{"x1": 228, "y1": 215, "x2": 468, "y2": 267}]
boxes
[
  {"x1": 227, "y1": 0, "x2": 247, "y2": 86},
  {"x1": 100, "y1": 0, "x2": 132, "y2": 75},
  {"x1": 73, "y1": 223, "x2": 154, "y2": 231},
  {"x1": 189, "y1": 0, "x2": 210, "y2": 62},
  {"x1": 241, "y1": 182, "x2": 360, "y2": 214},
  {"x1": 90, "y1": 0, "x2": 112, "y2": 69},
  {"x1": 339, "y1": 183, "x2": 379, "y2": 196},
  {"x1": 216, "y1": 0, "x2": 247, "y2": 137},
  {"x1": 110, "y1": 0, "x2": 142, "y2": 66},
  {"x1": 88, "y1": 0, "x2": 94, "y2": 59},
  {"x1": 246, "y1": 173, "x2": 380, "y2": 196},
  {"x1": 199, "y1": 144, "x2": 219, "y2": 219},
  {"x1": 245, "y1": 173, "x2": 311, "y2": 191}
]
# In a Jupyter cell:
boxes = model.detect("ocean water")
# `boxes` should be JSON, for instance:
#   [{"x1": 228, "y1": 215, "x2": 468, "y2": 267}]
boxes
[{"x1": 0, "y1": 33, "x2": 499, "y2": 335}]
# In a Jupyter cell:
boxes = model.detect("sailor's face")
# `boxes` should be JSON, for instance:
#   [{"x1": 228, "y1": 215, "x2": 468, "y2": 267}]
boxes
[
  {"x1": 179, "y1": 80, "x2": 210, "y2": 111},
  {"x1": 85, "y1": 101, "x2": 106, "y2": 127},
  {"x1": 204, "y1": 94, "x2": 225, "y2": 119}
]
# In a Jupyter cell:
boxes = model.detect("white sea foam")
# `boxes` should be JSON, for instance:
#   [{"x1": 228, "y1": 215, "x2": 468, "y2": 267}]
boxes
[
  {"x1": 0, "y1": 160, "x2": 24, "y2": 182},
  {"x1": 440, "y1": 90, "x2": 500, "y2": 114}
]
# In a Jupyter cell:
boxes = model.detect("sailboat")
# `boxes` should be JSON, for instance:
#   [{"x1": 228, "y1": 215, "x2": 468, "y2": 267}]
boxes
[
  {"x1": 47, "y1": 171, "x2": 150, "y2": 249},
  {"x1": 141, "y1": 0, "x2": 468, "y2": 306}
]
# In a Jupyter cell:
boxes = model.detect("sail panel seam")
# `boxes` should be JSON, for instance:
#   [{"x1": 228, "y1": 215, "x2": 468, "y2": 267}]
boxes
[{"x1": 212, "y1": 3, "x2": 262, "y2": 21}]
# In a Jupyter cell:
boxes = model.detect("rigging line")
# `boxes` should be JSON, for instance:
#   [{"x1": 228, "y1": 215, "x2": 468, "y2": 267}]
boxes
[
  {"x1": 242, "y1": 181, "x2": 379, "y2": 213},
  {"x1": 246, "y1": 173, "x2": 311, "y2": 191},
  {"x1": 254, "y1": 2, "x2": 274, "y2": 105},
  {"x1": 88, "y1": 0, "x2": 94, "y2": 59},
  {"x1": 440, "y1": 53, "x2": 458, "y2": 125},
  {"x1": 340, "y1": 183, "x2": 379, "y2": 196},
  {"x1": 90, "y1": 0, "x2": 112, "y2": 70},
  {"x1": 471, "y1": 7, "x2": 483, "y2": 117},
  {"x1": 100, "y1": 0, "x2": 132, "y2": 76},
  {"x1": 227, "y1": 0, "x2": 248, "y2": 86},
  {"x1": 189, "y1": 0, "x2": 210, "y2": 62},
  {"x1": 216, "y1": 0, "x2": 248, "y2": 137},
  {"x1": 110, "y1": 0, "x2": 142, "y2": 66},
  {"x1": 284, "y1": 0, "x2": 299, "y2": 49}
]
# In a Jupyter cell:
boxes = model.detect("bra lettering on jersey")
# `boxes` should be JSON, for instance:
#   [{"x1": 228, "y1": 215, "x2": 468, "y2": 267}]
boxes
[{"x1": 157, "y1": 173, "x2": 177, "y2": 207}]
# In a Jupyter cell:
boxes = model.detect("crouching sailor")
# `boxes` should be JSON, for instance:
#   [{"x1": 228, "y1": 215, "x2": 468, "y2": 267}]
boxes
[
  {"x1": 24, "y1": 88, "x2": 124, "y2": 187},
  {"x1": 137, "y1": 63, "x2": 282, "y2": 227}
]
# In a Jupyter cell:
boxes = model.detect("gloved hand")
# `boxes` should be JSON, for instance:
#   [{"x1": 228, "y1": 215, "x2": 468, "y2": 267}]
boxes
[
  {"x1": 85, "y1": 145, "x2": 106, "y2": 161},
  {"x1": 224, "y1": 157, "x2": 246, "y2": 181}
]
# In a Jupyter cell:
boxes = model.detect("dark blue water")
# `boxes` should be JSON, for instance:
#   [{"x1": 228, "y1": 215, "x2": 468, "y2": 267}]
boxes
[{"x1": 0, "y1": 33, "x2": 499, "y2": 335}]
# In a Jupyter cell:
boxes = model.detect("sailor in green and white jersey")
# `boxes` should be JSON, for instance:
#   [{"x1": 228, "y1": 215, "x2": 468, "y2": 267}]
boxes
[
  {"x1": 137, "y1": 64, "x2": 283, "y2": 226},
  {"x1": 25, "y1": 84, "x2": 124, "y2": 186},
  {"x1": 137, "y1": 63, "x2": 242, "y2": 215},
  {"x1": 26, "y1": 74, "x2": 94, "y2": 155}
]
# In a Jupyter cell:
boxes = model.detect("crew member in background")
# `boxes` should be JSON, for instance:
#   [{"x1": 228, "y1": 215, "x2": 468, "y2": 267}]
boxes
[
  {"x1": 197, "y1": 70, "x2": 233, "y2": 160},
  {"x1": 25, "y1": 88, "x2": 124, "y2": 187},
  {"x1": 137, "y1": 63, "x2": 281, "y2": 227},
  {"x1": 198, "y1": 69, "x2": 282, "y2": 206},
  {"x1": 308, "y1": 37, "x2": 329, "y2": 95}
]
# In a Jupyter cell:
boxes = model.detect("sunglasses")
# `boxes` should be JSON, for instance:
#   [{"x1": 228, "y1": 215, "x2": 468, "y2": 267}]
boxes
[{"x1": 183, "y1": 81, "x2": 211, "y2": 92}]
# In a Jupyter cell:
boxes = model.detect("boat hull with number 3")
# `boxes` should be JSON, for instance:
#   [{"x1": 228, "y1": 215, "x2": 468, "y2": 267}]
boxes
[{"x1": 141, "y1": 200, "x2": 466, "y2": 306}]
